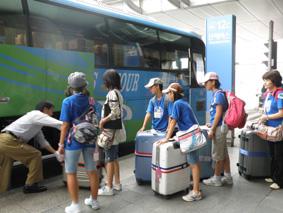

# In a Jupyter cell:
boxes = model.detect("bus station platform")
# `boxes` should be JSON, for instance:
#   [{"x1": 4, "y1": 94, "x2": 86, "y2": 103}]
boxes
[{"x1": 1, "y1": 111, "x2": 283, "y2": 213}]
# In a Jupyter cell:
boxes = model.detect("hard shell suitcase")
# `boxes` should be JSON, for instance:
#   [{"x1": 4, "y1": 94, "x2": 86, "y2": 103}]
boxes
[
  {"x1": 63, "y1": 147, "x2": 104, "y2": 187},
  {"x1": 151, "y1": 141, "x2": 190, "y2": 197},
  {"x1": 135, "y1": 130, "x2": 166, "y2": 184},
  {"x1": 198, "y1": 130, "x2": 214, "y2": 179},
  {"x1": 237, "y1": 129, "x2": 271, "y2": 179}
]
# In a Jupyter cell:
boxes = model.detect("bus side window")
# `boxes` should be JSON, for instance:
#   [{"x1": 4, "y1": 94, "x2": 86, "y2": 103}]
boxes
[
  {"x1": 94, "y1": 43, "x2": 108, "y2": 66},
  {"x1": 0, "y1": 15, "x2": 27, "y2": 46}
]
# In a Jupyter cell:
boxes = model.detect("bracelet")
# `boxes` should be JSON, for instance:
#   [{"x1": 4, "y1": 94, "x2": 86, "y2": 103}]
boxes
[{"x1": 58, "y1": 143, "x2": 64, "y2": 148}]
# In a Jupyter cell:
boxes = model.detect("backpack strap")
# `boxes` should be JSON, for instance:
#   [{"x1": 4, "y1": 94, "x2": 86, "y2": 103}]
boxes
[{"x1": 272, "y1": 88, "x2": 283, "y2": 100}]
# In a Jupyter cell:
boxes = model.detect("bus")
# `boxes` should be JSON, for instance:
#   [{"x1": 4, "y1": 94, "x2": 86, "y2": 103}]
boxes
[{"x1": 0, "y1": 0, "x2": 206, "y2": 188}]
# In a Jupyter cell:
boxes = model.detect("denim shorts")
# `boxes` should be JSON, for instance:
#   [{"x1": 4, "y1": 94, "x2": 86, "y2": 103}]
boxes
[
  {"x1": 65, "y1": 147, "x2": 96, "y2": 173},
  {"x1": 104, "y1": 145, "x2": 119, "y2": 163},
  {"x1": 186, "y1": 149, "x2": 200, "y2": 165}
]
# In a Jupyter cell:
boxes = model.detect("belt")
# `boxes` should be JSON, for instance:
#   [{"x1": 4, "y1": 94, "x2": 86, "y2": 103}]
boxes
[{"x1": 2, "y1": 131, "x2": 20, "y2": 139}]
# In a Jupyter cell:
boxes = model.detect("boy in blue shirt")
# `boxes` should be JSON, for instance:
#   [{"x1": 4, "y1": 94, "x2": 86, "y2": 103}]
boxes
[
  {"x1": 139, "y1": 78, "x2": 170, "y2": 132},
  {"x1": 201, "y1": 72, "x2": 232, "y2": 187}
]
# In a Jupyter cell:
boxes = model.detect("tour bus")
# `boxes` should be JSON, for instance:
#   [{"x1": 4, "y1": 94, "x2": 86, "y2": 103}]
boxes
[{"x1": 0, "y1": 0, "x2": 206, "y2": 187}]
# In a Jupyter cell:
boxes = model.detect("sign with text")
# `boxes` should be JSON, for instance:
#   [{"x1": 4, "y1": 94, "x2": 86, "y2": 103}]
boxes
[{"x1": 206, "y1": 15, "x2": 236, "y2": 112}]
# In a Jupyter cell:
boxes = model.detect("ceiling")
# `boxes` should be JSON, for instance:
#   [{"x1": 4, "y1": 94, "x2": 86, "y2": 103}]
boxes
[{"x1": 98, "y1": 0, "x2": 283, "y2": 42}]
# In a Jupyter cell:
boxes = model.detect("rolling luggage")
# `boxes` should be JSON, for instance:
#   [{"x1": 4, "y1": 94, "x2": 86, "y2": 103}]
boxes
[
  {"x1": 237, "y1": 129, "x2": 271, "y2": 179},
  {"x1": 151, "y1": 141, "x2": 190, "y2": 197},
  {"x1": 63, "y1": 147, "x2": 104, "y2": 187},
  {"x1": 198, "y1": 130, "x2": 214, "y2": 179},
  {"x1": 135, "y1": 130, "x2": 166, "y2": 185}
]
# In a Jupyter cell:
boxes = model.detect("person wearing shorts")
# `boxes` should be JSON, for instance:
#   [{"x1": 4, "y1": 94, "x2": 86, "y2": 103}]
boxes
[
  {"x1": 158, "y1": 83, "x2": 202, "y2": 202},
  {"x1": 58, "y1": 72, "x2": 100, "y2": 212},
  {"x1": 201, "y1": 72, "x2": 233, "y2": 187}
]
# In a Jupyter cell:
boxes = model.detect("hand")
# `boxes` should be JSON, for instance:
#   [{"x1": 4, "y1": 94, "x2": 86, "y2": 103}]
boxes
[
  {"x1": 259, "y1": 114, "x2": 268, "y2": 124},
  {"x1": 99, "y1": 118, "x2": 106, "y2": 129},
  {"x1": 206, "y1": 123, "x2": 212, "y2": 128},
  {"x1": 57, "y1": 146, "x2": 64, "y2": 155},
  {"x1": 138, "y1": 127, "x2": 145, "y2": 132},
  {"x1": 208, "y1": 129, "x2": 215, "y2": 139},
  {"x1": 156, "y1": 138, "x2": 168, "y2": 146},
  {"x1": 55, "y1": 151, "x2": 64, "y2": 163}
]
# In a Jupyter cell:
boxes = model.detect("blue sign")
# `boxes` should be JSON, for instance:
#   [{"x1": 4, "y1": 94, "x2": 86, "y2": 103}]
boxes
[{"x1": 206, "y1": 15, "x2": 236, "y2": 111}]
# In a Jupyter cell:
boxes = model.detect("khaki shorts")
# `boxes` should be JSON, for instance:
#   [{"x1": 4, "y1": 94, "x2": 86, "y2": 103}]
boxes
[{"x1": 212, "y1": 126, "x2": 228, "y2": 161}]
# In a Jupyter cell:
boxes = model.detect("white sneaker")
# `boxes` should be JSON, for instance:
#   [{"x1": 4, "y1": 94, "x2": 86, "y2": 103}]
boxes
[
  {"x1": 221, "y1": 176, "x2": 233, "y2": 185},
  {"x1": 98, "y1": 186, "x2": 114, "y2": 196},
  {"x1": 203, "y1": 177, "x2": 222, "y2": 187},
  {"x1": 265, "y1": 178, "x2": 273, "y2": 183},
  {"x1": 270, "y1": 183, "x2": 280, "y2": 190},
  {"x1": 65, "y1": 203, "x2": 81, "y2": 213},
  {"x1": 113, "y1": 183, "x2": 122, "y2": 191},
  {"x1": 182, "y1": 191, "x2": 202, "y2": 202},
  {"x1": 84, "y1": 196, "x2": 100, "y2": 210}
]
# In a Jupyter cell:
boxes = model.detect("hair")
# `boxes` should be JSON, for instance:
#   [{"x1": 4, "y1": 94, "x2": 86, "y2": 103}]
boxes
[
  {"x1": 103, "y1": 69, "x2": 121, "y2": 90},
  {"x1": 214, "y1": 80, "x2": 221, "y2": 89},
  {"x1": 65, "y1": 86, "x2": 89, "y2": 96},
  {"x1": 173, "y1": 92, "x2": 183, "y2": 102},
  {"x1": 262, "y1": 70, "x2": 282, "y2": 87},
  {"x1": 35, "y1": 101, "x2": 54, "y2": 112},
  {"x1": 157, "y1": 84, "x2": 163, "y2": 91}
]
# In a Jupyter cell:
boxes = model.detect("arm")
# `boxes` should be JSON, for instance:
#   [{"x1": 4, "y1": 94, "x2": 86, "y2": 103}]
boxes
[
  {"x1": 57, "y1": 122, "x2": 70, "y2": 154},
  {"x1": 209, "y1": 104, "x2": 223, "y2": 139},
  {"x1": 34, "y1": 112, "x2": 62, "y2": 130},
  {"x1": 158, "y1": 119, "x2": 177, "y2": 144},
  {"x1": 139, "y1": 112, "x2": 151, "y2": 132},
  {"x1": 100, "y1": 91, "x2": 121, "y2": 128},
  {"x1": 260, "y1": 109, "x2": 283, "y2": 123}
]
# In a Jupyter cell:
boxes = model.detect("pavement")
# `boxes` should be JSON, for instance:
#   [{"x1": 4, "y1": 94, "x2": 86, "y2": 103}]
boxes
[{"x1": 1, "y1": 108, "x2": 283, "y2": 213}]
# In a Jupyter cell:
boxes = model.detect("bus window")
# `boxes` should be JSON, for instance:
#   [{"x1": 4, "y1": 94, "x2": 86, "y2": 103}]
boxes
[
  {"x1": 193, "y1": 52, "x2": 205, "y2": 85},
  {"x1": 158, "y1": 30, "x2": 191, "y2": 71},
  {"x1": 112, "y1": 43, "x2": 142, "y2": 67},
  {"x1": 28, "y1": 0, "x2": 109, "y2": 56},
  {"x1": 108, "y1": 19, "x2": 160, "y2": 69},
  {"x1": 94, "y1": 43, "x2": 108, "y2": 66},
  {"x1": 0, "y1": 0, "x2": 27, "y2": 46},
  {"x1": 161, "y1": 49, "x2": 189, "y2": 70}
]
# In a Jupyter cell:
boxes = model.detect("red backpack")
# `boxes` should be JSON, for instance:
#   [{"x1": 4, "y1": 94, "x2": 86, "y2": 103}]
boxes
[{"x1": 223, "y1": 91, "x2": 247, "y2": 130}]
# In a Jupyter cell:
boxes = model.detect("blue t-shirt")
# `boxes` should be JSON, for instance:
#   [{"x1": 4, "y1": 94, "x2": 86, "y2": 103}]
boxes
[
  {"x1": 171, "y1": 99, "x2": 197, "y2": 131},
  {"x1": 264, "y1": 90, "x2": 283, "y2": 127},
  {"x1": 60, "y1": 93, "x2": 96, "y2": 150},
  {"x1": 146, "y1": 95, "x2": 169, "y2": 132},
  {"x1": 209, "y1": 90, "x2": 228, "y2": 126}
]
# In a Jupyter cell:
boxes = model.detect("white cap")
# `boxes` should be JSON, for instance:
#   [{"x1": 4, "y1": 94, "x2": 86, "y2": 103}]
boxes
[
  {"x1": 201, "y1": 72, "x2": 219, "y2": 84},
  {"x1": 144, "y1": 78, "x2": 163, "y2": 89},
  {"x1": 68, "y1": 72, "x2": 88, "y2": 89}
]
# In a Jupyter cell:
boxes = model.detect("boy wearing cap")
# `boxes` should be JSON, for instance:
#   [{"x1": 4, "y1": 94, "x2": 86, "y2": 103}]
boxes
[
  {"x1": 139, "y1": 78, "x2": 170, "y2": 132},
  {"x1": 158, "y1": 83, "x2": 202, "y2": 202},
  {"x1": 201, "y1": 72, "x2": 233, "y2": 187},
  {"x1": 58, "y1": 72, "x2": 100, "y2": 212}
]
